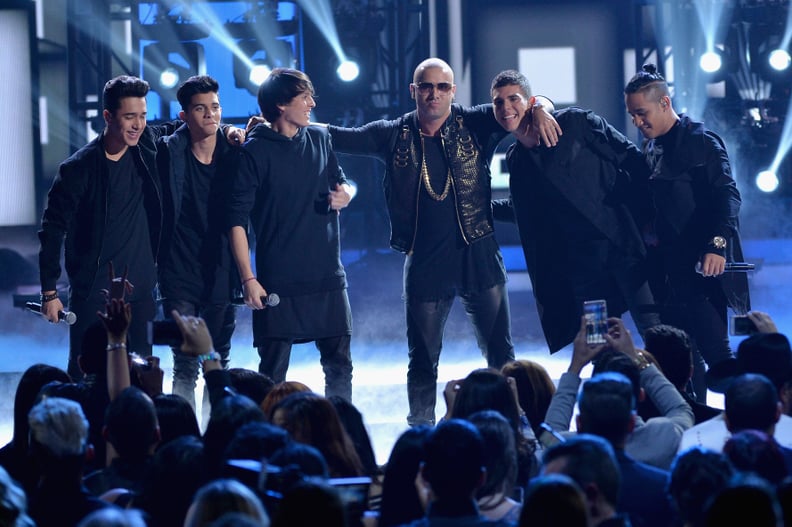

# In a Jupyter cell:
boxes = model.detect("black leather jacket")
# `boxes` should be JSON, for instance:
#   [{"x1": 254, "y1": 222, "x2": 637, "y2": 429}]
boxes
[
  {"x1": 38, "y1": 124, "x2": 175, "y2": 299},
  {"x1": 329, "y1": 103, "x2": 507, "y2": 253}
]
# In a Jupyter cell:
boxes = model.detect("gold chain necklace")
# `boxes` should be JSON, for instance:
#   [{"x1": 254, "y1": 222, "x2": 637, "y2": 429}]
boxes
[{"x1": 420, "y1": 135, "x2": 452, "y2": 201}]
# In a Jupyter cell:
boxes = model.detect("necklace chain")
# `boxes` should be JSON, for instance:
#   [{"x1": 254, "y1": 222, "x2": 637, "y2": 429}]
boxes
[{"x1": 420, "y1": 135, "x2": 451, "y2": 201}]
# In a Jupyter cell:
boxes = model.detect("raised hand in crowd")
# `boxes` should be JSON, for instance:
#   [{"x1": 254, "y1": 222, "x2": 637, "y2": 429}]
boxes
[
  {"x1": 568, "y1": 316, "x2": 608, "y2": 375},
  {"x1": 132, "y1": 354, "x2": 164, "y2": 398},
  {"x1": 747, "y1": 310, "x2": 779, "y2": 334},
  {"x1": 441, "y1": 378, "x2": 464, "y2": 421},
  {"x1": 100, "y1": 261, "x2": 134, "y2": 303},
  {"x1": 171, "y1": 310, "x2": 221, "y2": 374},
  {"x1": 603, "y1": 317, "x2": 639, "y2": 357}
]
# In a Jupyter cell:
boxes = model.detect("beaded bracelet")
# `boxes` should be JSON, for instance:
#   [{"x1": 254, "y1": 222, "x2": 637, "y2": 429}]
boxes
[{"x1": 198, "y1": 351, "x2": 221, "y2": 364}]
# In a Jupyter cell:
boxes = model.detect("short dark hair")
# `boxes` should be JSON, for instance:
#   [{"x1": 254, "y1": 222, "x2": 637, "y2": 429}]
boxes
[
  {"x1": 520, "y1": 474, "x2": 588, "y2": 527},
  {"x1": 592, "y1": 349, "x2": 641, "y2": 405},
  {"x1": 725, "y1": 373, "x2": 779, "y2": 432},
  {"x1": 723, "y1": 430, "x2": 789, "y2": 485},
  {"x1": 578, "y1": 372, "x2": 635, "y2": 445},
  {"x1": 421, "y1": 419, "x2": 485, "y2": 500},
  {"x1": 228, "y1": 368, "x2": 275, "y2": 406},
  {"x1": 705, "y1": 474, "x2": 781, "y2": 527},
  {"x1": 103, "y1": 75, "x2": 149, "y2": 115},
  {"x1": 223, "y1": 421, "x2": 290, "y2": 464},
  {"x1": 176, "y1": 75, "x2": 219, "y2": 112},
  {"x1": 257, "y1": 67, "x2": 314, "y2": 123},
  {"x1": 451, "y1": 368, "x2": 521, "y2": 432},
  {"x1": 736, "y1": 332, "x2": 792, "y2": 392},
  {"x1": 105, "y1": 386, "x2": 159, "y2": 459},
  {"x1": 669, "y1": 447, "x2": 735, "y2": 526},
  {"x1": 490, "y1": 69, "x2": 532, "y2": 97},
  {"x1": 542, "y1": 434, "x2": 621, "y2": 507},
  {"x1": 643, "y1": 324, "x2": 693, "y2": 389},
  {"x1": 623, "y1": 63, "x2": 670, "y2": 99}
]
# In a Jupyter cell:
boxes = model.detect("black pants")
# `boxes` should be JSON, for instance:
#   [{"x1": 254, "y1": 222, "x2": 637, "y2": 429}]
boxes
[
  {"x1": 257, "y1": 334, "x2": 353, "y2": 401},
  {"x1": 664, "y1": 271, "x2": 733, "y2": 396},
  {"x1": 405, "y1": 283, "x2": 514, "y2": 426},
  {"x1": 163, "y1": 299, "x2": 236, "y2": 410},
  {"x1": 68, "y1": 289, "x2": 156, "y2": 380}
]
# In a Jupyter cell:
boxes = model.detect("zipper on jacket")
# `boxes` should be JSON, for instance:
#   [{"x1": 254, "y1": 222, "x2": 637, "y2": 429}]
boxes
[{"x1": 441, "y1": 136, "x2": 469, "y2": 245}]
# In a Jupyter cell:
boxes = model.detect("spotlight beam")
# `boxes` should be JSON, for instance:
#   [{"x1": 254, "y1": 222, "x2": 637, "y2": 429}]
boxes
[{"x1": 296, "y1": 0, "x2": 347, "y2": 64}]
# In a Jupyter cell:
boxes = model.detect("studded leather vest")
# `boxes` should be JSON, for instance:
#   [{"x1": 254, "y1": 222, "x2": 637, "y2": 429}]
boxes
[{"x1": 386, "y1": 107, "x2": 494, "y2": 253}]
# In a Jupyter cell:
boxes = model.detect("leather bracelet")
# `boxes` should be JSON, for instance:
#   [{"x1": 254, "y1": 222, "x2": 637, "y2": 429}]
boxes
[
  {"x1": 41, "y1": 291, "x2": 59, "y2": 303},
  {"x1": 241, "y1": 276, "x2": 256, "y2": 286}
]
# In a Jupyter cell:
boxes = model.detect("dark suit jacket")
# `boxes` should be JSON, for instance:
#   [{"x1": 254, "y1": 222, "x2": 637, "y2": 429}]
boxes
[
  {"x1": 493, "y1": 108, "x2": 652, "y2": 352},
  {"x1": 647, "y1": 114, "x2": 750, "y2": 312},
  {"x1": 616, "y1": 449, "x2": 675, "y2": 527}
]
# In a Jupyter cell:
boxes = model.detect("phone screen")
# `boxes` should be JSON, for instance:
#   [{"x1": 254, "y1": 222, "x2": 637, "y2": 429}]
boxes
[
  {"x1": 729, "y1": 315, "x2": 758, "y2": 336},
  {"x1": 584, "y1": 300, "x2": 608, "y2": 345}
]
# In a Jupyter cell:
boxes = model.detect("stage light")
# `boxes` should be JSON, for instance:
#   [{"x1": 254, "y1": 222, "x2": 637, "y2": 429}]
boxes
[
  {"x1": 700, "y1": 51, "x2": 723, "y2": 74},
  {"x1": 768, "y1": 48, "x2": 791, "y2": 71},
  {"x1": 697, "y1": 46, "x2": 734, "y2": 83},
  {"x1": 756, "y1": 169, "x2": 780, "y2": 192},
  {"x1": 337, "y1": 59, "x2": 360, "y2": 82},
  {"x1": 233, "y1": 38, "x2": 295, "y2": 95},
  {"x1": 142, "y1": 41, "x2": 206, "y2": 102},
  {"x1": 751, "y1": 29, "x2": 792, "y2": 82},
  {"x1": 159, "y1": 68, "x2": 179, "y2": 90},
  {"x1": 249, "y1": 62, "x2": 272, "y2": 85}
]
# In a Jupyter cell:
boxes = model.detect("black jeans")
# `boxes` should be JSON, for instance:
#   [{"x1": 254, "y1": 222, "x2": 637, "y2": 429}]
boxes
[
  {"x1": 664, "y1": 272, "x2": 733, "y2": 397},
  {"x1": 68, "y1": 289, "x2": 156, "y2": 381},
  {"x1": 163, "y1": 299, "x2": 236, "y2": 410},
  {"x1": 257, "y1": 334, "x2": 353, "y2": 401},
  {"x1": 405, "y1": 283, "x2": 514, "y2": 426}
]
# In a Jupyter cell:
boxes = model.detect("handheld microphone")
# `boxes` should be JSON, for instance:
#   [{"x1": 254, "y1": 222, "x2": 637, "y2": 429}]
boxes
[
  {"x1": 25, "y1": 302, "x2": 77, "y2": 325},
  {"x1": 262, "y1": 293, "x2": 280, "y2": 307},
  {"x1": 232, "y1": 293, "x2": 280, "y2": 308},
  {"x1": 695, "y1": 261, "x2": 756, "y2": 274}
]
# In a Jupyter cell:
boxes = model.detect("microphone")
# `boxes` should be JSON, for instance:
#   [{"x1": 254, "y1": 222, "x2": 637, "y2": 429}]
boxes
[
  {"x1": 695, "y1": 261, "x2": 756, "y2": 274},
  {"x1": 263, "y1": 293, "x2": 280, "y2": 307},
  {"x1": 25, "y1": 302, "x2": 77, "y2": 325},
  {"x1": 232, "y1": 293, "x2": 280, "y2": 308}
]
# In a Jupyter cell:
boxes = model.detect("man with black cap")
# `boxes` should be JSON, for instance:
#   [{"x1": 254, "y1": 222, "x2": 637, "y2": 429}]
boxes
[{"x1": 677, "y1": 331, "x2": 792, "y2": 453}]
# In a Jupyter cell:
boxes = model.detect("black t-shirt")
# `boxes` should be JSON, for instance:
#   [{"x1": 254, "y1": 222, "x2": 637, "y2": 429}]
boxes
[
  {"x1": 160, "y1": 153, "x2": 231, "y2": 303},
  {"x1": 405, "y1": 134, "x2": 505, "y2": 301},
  {"x1": 101, "y1": 149, "x2": 155, "y2": 299}
]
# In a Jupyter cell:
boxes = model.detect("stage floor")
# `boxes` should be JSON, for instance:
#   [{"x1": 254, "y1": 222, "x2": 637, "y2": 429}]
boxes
[{"x1": 1, "y1": 237, "x2": 790, "y2": 464}]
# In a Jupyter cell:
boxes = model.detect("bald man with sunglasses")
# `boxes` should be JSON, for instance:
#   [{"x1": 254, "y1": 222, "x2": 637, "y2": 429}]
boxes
[{"x1": 327, "y1": 58, "x2": 561, "y2": 426}]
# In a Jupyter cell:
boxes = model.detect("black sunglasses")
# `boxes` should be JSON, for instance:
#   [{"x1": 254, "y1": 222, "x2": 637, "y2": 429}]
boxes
[{"x1": 414, "y1": 82, "x2": 454, "y2": 94}]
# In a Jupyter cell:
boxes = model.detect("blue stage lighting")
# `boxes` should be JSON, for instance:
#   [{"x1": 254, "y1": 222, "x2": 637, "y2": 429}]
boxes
[
  {"x1": 700, "y1": 51, "x2": 723, "y2": 74},
  {"x1": 768, "y1": 49, "x2": 791, "y2": 71},
  {"x1": 756, "y1": 170, "x2": 780, "y2": 193},
  {"x1": 336, "y1": 59, "x2": 360, "y2": 82}
]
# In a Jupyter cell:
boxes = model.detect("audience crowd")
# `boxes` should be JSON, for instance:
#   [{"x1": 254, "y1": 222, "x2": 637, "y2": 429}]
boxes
[{"x1": 1, "y1": 286, "x2": 789, "y2": 527}]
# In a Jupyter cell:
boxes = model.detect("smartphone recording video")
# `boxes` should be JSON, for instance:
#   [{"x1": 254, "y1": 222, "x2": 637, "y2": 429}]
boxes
[
  {"x1": 729, "y1": 315, "x2": 758, "y2": 336},
  {"x1": 147, "y1": 320, "x2": 183, "y2": 347},
  {"x1": 584, "y1": 299, "x2": 608, "y2": 345}
]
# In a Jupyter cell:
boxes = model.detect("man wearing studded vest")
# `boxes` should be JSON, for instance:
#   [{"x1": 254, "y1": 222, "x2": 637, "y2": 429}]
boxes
[{"x1": 329, "y1": 58, "x2": 561, "y2": 425}]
